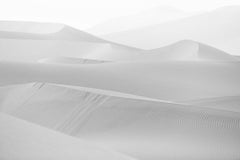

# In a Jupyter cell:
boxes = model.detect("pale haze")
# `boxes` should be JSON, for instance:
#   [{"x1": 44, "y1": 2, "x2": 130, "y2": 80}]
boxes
[
  {"x1": 0, "y1": 0, "x2": 240, "y2": 29},
  {"x1": 0, "y1": 0, "x2": 240, "y2": 160}
]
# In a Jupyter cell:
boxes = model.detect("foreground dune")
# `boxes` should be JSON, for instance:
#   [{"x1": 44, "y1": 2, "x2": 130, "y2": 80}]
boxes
[
  {"x1": 0, "y1": 112, "x2": 134, "y2": 160},
  {"x1": 0, "y1": 83, "x2": 239, "y2": 160}
]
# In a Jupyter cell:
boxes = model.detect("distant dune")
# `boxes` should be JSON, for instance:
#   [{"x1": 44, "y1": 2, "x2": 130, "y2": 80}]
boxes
[
  {"x1": 0, "y1": 21, "x2": 106, "y2": 42},
  {"x1": 103, "y1": 6, "x2": 240, "y2": 55},
  {"x1": 0, "y1": 22, "x2": 141, "y2": 62},
  {"x1": 136, "y1": 40, "x2": 239, "y2": 61}
]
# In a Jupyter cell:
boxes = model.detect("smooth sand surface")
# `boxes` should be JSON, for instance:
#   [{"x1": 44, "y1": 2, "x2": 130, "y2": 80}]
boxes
[
  {"x1": 0, "y1": 83, "x2": 239, "y2": 160},
  {"x1": 0, "y1": 112, "x2": 135, "y2": 160},
  {"x1": 0, "y1": 11, "x2": 240, "y2": 160}
]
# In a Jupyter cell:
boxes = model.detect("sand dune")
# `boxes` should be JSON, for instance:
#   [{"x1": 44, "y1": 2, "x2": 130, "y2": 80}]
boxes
[
  {"x1": 0, "y1": 21, "x2": 141, "y2": 62},
  {"x1": 0, "y1": 38, "x2": 140, "y2": 62},
  {"x1": 0, "y1": 83, "x2": 239, "y2": 160},
  {"x1": 182, "y1": 95, "x2": 240, "y2": 113},
  {"x1": 0, "y1": 13, "x2": 240, "y2": 160},
  {"x1": 103, "y1": 6, "x2": 240, "y2": 55},
  {"x1": 136, "y1": 40, "x2": 239, "y2": 61},
  {"x1": 0, "y1": 21, "x2": 106, "y2": 42},
  {"x1": 0, "y1": 112, "x2": 134, "y2": 160},
  {"x1": 0, "y1": 60, "x2": 240, "y2": 101}
]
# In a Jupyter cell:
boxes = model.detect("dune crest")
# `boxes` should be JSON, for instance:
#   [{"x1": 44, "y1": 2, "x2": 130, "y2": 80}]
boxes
[{"x1": 137, "y1": 40, "x2": 239, "y2": 61}]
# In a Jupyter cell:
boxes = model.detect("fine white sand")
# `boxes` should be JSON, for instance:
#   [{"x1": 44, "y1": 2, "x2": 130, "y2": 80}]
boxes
[
  {"x1": 0, "y1": 7, "x2": 240, "y2": 160},
  {"x1": 0, "y1": 60, "x2": 240, "y2": 101},
  {"x1": 0, "y1": 83, "x2": 239, "y2": 160},
  {"x1": 0, "y1": 112, "x2": 135, "y2": 160}
]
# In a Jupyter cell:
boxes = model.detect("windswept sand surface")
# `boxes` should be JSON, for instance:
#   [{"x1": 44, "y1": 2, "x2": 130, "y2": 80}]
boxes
[{"x1": 0, "y1": 6, "x2": 240, "y2": 160}]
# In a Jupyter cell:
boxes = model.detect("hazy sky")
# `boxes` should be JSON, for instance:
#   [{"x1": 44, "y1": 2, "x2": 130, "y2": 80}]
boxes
[{"x1": 0, "y1": 0, "x2": 239, "y2": 29}]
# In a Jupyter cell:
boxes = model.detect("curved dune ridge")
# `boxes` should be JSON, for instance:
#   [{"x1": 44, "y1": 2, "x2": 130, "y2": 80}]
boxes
[
  {"x1": 0, "y1": 7, "x2": 240, "y2": 160},
  {"x1": 0, "y1": 22, "x2": 141, "y2": 62},
  {"x1": 0, "y1": 61, "x2": 240, "y2": 101},
  {"x1": 182, "y1": 95, "x2": 240, "y2": 113},
  {"x1": 136, "y1": 40, "x2": 239, "y2": 61},
  {"x1": 0, "y1": 21, "x2": 105, "y2": 42}
]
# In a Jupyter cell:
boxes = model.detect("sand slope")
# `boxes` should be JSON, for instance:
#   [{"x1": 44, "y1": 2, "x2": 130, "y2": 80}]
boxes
[
  {"x1": 0, "y1": 60, "x2": 240, "y2": 101},
  {"x1": 0, "y1": 21, "x2": 141, "y2": 62},
  {"x1": 0, "y1": 112, "x2": 134, "y2": 160},
  {"x1": 0, "y1": 21, "x2": 106, "y2": 42},
  {"x1": 0, "y1": 83, "x2": 240, "y2": 160},
  {"x1": 136, "y1": 40, "x2": 239, "y2": 61},
  {"x1": 182, "y1": 95, "x2": 240, "y2": 113}
]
